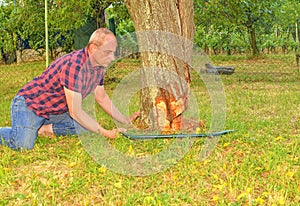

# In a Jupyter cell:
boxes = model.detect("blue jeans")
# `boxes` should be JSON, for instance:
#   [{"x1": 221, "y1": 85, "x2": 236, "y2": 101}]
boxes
[{"x1": 0, "y1": 95, "x2": 87, "y2": 150}]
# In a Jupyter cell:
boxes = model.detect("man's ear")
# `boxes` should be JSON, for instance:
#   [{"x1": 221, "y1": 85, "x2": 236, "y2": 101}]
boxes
[
  {"x1": 88, "y1": 44, "x2": 97, "y2": 55},
  {"x1": 88, "y1": 44, "x2": 95, "y2": 53}
]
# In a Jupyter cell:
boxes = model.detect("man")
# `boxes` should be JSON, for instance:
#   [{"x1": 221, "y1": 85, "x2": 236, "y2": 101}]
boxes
[{"x1": 0, "y1": 28, "x2": 139, "y2": 150}]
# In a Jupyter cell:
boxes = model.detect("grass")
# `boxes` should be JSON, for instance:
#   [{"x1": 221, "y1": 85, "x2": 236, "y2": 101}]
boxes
[{"x1": 0, "y1": 54, "x2": 299, "y2": 205}]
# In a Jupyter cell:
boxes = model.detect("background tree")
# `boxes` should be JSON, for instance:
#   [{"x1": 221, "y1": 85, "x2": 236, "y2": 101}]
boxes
[
  {"x1": 0, "y1": 0, "x2": 119, "y2": 63},
  {"x1": 89, "y1": 0, "x2": 119, "y2": 27},
  {"x1": 195, "y1": 0, "x2": 279, "y2": 56},
  {"x1": 106, "y1": 2, "x2": 134, "y2": 35},
  {"x1": 1, "y1": 0, "x2": 299, "y2": 64},
  {"x1": 0, "y1": 0, "x2": 21, "y2": 63},
  {"x1": 274, "y1": 0, "x2": 300, "y2": 52}
]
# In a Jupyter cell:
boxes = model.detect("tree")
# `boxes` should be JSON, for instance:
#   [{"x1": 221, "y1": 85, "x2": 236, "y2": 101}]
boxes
[
  {"x1": 0, "y1": 0, "x2": 119, "y2": 63},
  {"x1": 124, "y1": 0, "x2": 201, "y2": 133},
  {"x1": 274, "y1": 0, "x2": 300, "y2": 52},
  {"x1": 197, "y1": 0, "x2": 278, "y2": 56},
  {"x1": 105, "y1": 1, "x2": 134, "y2": 35},
  {"x1": 0, "y1": 0, "x2": 21, "y2": 63},
  {"x1": 89, "y1": 0, "x2": 119, "y2": 27}
]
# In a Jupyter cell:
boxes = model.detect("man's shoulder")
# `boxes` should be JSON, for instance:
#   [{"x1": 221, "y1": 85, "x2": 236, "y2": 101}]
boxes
[
  {"x1": 67, "y1": 48, "x2": 88, "y2": 64},
  {"x1": 61, "y1": 48, "x2": 86, "y2": 60},
  {"x1": 51, "y1": 48, "x2": 87, "y2": 68}
]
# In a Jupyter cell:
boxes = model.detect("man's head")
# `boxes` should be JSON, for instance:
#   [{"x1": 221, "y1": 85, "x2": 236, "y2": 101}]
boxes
[{"x1": 87, "y1": 28, "x2": 117, "y2": 68}]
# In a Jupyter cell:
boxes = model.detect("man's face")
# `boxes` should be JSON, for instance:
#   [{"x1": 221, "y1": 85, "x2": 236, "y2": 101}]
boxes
[{"x1": 90, "y1": 36, "x2": 117, "y2": 68}]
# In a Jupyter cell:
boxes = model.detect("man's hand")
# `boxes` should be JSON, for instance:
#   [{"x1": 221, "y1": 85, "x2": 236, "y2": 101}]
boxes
[
  {"x1": 101, "y1": 128, "x2": 126, "y2": 139},
  {"x1": 130, "y1": 111, "x2": 140, "y2": 122}
]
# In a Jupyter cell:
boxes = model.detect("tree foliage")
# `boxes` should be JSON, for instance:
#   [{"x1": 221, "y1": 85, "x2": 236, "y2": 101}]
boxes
[
  {"x1": 1, "y1": 0, "x2": 299, "y2": 64},
  {"x1": 0, "y1": 0, "x2": 21, "y2": 63},
  {"x1": 0, "y1": 0, "x2": 117, "y2": 63},
  {"x1": 194, "y1": 0, "x2": 299, "y2": 55},
  {"x1": 108, "y1": 0, "x2": 299, "y2": 55}
]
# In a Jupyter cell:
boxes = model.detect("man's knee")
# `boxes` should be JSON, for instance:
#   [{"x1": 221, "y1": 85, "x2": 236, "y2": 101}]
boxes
[
  {"x1": 15, "y1": 138, "x2": 35, "y2": 150},
  {"x1": 13, "y1": 128, "x2": 38, "y2": 150}
]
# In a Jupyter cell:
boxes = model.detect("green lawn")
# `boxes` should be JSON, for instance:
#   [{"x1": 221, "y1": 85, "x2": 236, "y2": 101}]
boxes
[{"x1": 0, "y1": 54, "x2": 299, "y2": 205}]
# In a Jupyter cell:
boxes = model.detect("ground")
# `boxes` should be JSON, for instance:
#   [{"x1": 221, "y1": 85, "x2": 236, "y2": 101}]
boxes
[{"x1": 0, "y1": 54, "x2": 299, "y2": 205}]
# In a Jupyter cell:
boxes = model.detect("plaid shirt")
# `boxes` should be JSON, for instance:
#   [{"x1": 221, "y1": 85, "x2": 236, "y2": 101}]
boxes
[{"x1": 18, "y1": 48, "x2": 105, "y2": 119}]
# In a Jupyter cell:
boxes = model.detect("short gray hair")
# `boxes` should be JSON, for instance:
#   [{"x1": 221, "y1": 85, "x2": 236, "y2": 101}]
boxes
[{"x1": 88, "y1": 28, "x2": 115, "y2": 47}]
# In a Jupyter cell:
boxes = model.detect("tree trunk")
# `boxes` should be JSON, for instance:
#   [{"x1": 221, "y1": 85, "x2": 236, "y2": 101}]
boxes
[
  {"x1": 296, "y1": 20, "x2": 299, "y2": 46},
  {"x1": 97, "y1": 9, "x2": 106, "y2": 28},
  {"x1": 247, "y1": 25, "x2": 259, "y2": 56},
  {"x1": 125, "y1": 0, "x2": 195, "y2": 133}
]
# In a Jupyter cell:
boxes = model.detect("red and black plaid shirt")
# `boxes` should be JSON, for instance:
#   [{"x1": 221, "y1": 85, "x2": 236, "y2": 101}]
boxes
[{"x1": 18, "y1": 48, "x2": 105, "y2": 119}]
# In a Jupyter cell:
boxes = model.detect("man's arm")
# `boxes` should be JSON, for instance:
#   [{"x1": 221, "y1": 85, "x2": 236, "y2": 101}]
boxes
[
  {"x1": 94, "y1": 85, "x2": 139, "y2": 124},
  {"x1": 64, "y1": 86, "x2": 122, "y2": 138}
]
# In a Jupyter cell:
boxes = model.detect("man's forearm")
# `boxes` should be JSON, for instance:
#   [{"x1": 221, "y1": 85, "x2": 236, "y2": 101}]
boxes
[
  {"x1": 64, "y1": 86, "x2": 111, "y2": 135},
  {"x1": 97, "y1": 94, "x2": 130, "y2": 125},
  {"x1": 70, "y1": 109, "x2": 103, "y2": 134}
]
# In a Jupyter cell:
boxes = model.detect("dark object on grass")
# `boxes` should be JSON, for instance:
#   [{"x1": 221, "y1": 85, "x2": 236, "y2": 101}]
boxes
[
  {"x1": 204, "y1": 63, "x2": 235, "y2": 75},
  {"x1": 296, "y1": 54, "x2": 300, "y2": 66},
  {"x1": 121, "y1": 130, "x2": 234, "y2": 140}
]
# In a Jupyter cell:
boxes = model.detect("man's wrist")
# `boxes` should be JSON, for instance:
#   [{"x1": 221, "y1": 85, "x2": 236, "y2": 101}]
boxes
[
  {"x1": 97, "y1": 126, "x2": 105, "y2": 136},
  {"x1": 125, "y1": 117, "x2": 131, "y2": 124}
]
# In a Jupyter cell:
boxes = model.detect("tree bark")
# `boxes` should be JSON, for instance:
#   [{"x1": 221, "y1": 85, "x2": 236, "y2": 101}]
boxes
[
  {"x1": 247, "y1": 24, "x2": 259, "y2": 56},
  {"x1": 125, "y1": 0, "x2": 196, "y2": 133}
]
